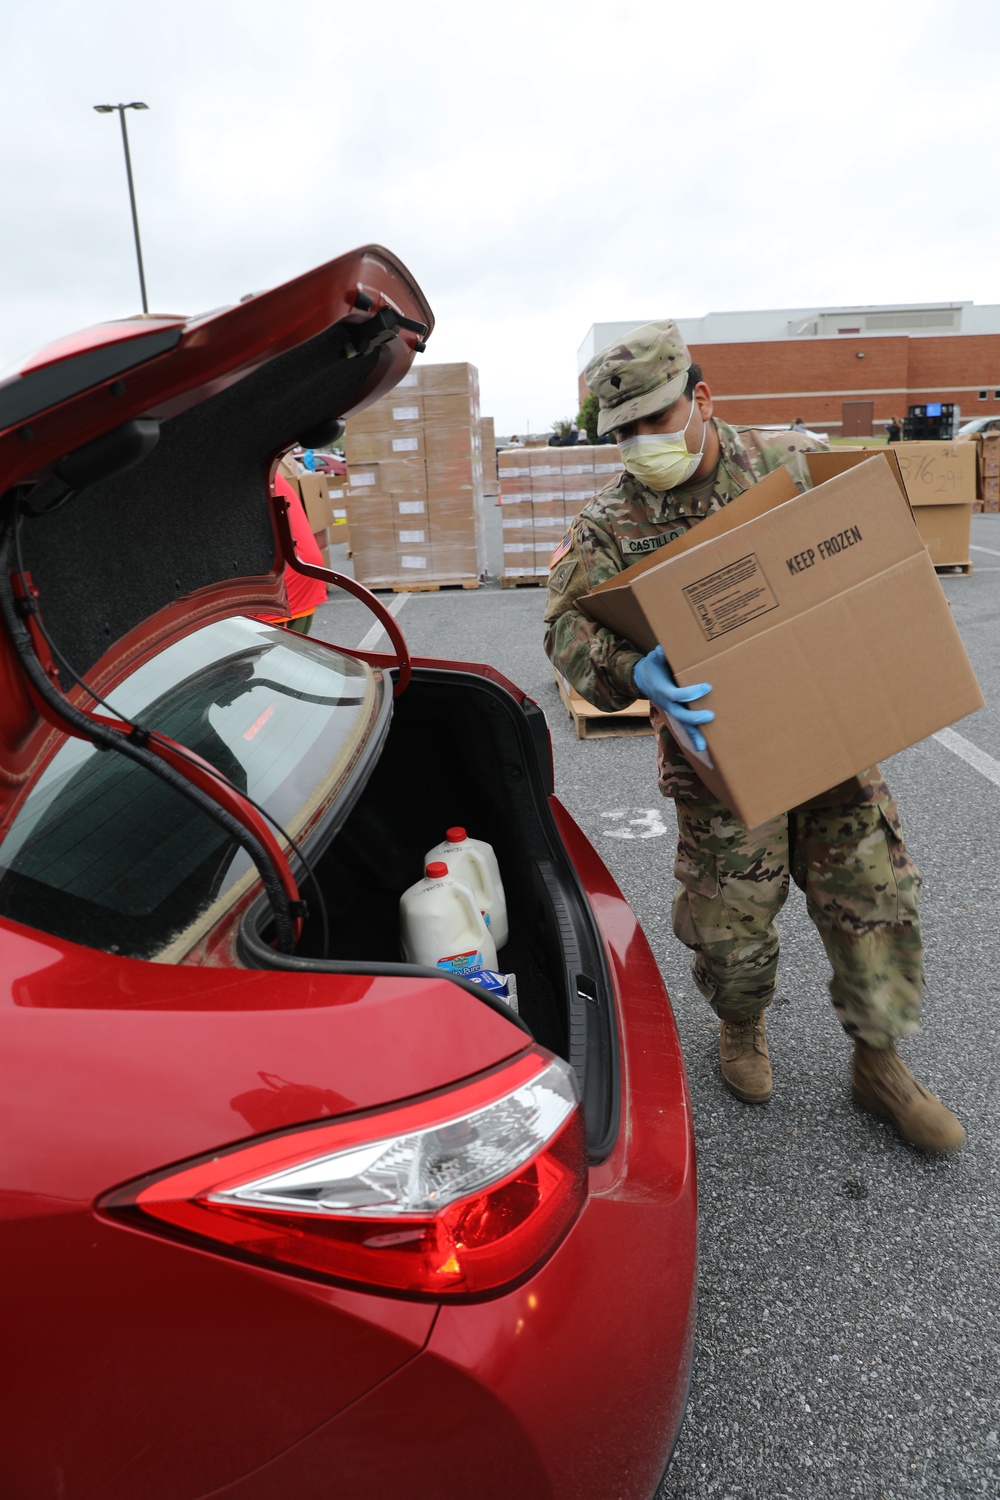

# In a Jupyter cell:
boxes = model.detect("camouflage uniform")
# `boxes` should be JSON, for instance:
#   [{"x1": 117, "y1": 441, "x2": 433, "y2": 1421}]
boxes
[{"x1": 544, "y1": 419, "x2": 924, "y2": 1047}]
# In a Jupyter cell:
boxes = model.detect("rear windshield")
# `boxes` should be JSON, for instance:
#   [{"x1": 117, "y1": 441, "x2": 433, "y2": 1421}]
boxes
[{"x1": 0, "y1": 618, "x2": 381, "y2": 959}]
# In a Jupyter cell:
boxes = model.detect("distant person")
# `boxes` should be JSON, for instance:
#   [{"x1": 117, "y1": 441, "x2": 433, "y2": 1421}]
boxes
[
  {"x1": 301, "y1": 448, "x2": 317, "y2": 472},
  {"x1": 885, "y1": 417, "x2": 901, "y2": 444},
  {"x1": 259, "y1": 472, "x2": 328, "y2": 634},
  {"x1": 791, "y1": 416, "x2": 808, "y2": 433},
  {"x1": 565, "y1": 423, "x2": 580, "y2": 446}
]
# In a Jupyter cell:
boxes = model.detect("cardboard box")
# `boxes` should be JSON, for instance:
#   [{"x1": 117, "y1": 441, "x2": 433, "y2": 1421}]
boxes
[
  {"x1": 501, "y1": 500, "x2": 534, "y2": 524},
  {"x1": 579, "y1": 454, "x2": 983, "y2": 828},
  {"x1": 812, "y1": 444, "x2": 974, "y2": 566},
  {"x1": 346, "y1": 457, "x2": 427, "y2": 498},
  {"x1": 388, "y1": 363, "x2": 478, "y2": 398},
  {"x1": 481, "y1": 417, "x2": 498, "y2": 495},
  {"x1": 345, "y1": 430, "x2": 426, "y2": 464},
  {"x1": 891, "y1": 442, "x2": 976, "y2": 507},
  {"x1": 424, "y1": 394, "x2": 478, "y2": 426},
  {"x1": 298, "y1": 471, "x2": 335, "y2": 531},
  {"x1": 346, "y1": 396, "x2": 425, "y2": 435},
  {"x1": 912, "y1": 505, "x2": 972, "y2": 566}
]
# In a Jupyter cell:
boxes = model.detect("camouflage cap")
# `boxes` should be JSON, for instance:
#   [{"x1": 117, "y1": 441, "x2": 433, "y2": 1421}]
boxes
[{"x1": 584, "y1": 320, "x2": 691, "y2": 437}]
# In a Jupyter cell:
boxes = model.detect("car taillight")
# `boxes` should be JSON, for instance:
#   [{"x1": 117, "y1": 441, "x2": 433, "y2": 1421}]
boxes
[{"x1": 100, "y1": 1047, "x2": 586, "y2": 1300}]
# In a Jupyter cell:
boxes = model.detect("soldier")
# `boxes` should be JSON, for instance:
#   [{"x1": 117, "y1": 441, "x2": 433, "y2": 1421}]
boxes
[{"x1": 544, "y1": 320, "x2": 965, "y2": 1154}]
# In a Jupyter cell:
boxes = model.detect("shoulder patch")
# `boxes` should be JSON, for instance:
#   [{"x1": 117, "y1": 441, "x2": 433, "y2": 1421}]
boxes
[
  {"x1": 548, "y1": 558, "x2": 579, "y2": 595},
  {"x1": 550, "y1": 530, "x2": 573, "y2": 567}
]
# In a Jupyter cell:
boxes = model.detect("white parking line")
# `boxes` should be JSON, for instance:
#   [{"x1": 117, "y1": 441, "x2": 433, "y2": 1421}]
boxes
[
  {"x1": 358, "y1": 592, "x2": 409, "y2": 651},
  {"x1": 933, "y1": 727, "x2": 1000, "y2": 792},
  {"x1": 970, "y1": 543, "x2": 1000, "y2": 558}
]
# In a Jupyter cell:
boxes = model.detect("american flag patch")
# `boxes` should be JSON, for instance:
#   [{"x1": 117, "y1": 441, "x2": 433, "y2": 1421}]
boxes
[{"x1": 549, "y1": 530, "x2": 572, "y2": 568}]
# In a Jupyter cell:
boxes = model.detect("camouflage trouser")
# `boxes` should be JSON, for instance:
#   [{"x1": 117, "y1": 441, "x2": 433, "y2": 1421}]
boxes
[{"x1": 656, "y1": 723, "x2": 924, "y2": 1047}]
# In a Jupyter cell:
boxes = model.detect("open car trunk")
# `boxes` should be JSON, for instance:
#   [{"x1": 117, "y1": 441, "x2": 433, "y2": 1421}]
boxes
[{"x1": 240, "y1": 666, "x2": 620, "y2": 1161}]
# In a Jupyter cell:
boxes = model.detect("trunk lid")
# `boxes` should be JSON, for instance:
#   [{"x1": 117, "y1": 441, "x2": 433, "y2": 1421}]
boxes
[{"x1": 0, "y1": 244, "x2": 433, "y2": 813}]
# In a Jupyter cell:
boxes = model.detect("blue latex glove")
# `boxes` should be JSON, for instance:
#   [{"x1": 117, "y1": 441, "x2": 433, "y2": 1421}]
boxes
[{"x1": 633, "y1": 646, "x2": 714, "y2": 753}]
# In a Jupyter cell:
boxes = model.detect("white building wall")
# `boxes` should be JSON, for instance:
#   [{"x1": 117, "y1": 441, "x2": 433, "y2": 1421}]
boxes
[{"x1": 578, "y1": 302, "x2": 1000, "y2": 373}]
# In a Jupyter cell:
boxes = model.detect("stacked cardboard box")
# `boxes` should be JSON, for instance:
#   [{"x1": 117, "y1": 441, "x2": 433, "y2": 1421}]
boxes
[
  {"x1": 892, "y1": 441, "x2": 976, "y2": 565},
  {"x1": 344, "y1": 364, "x2": 485, "y2": 587},
  {"x1": 498, "y1": 444, "x2": 623, "y2": 582},
  {"x1": 978, "y1": 433, "x2": 1000, "y2": 512},
  {"x1": 481, "y1": 417, "x2": 498, "y2": 498},
  {"x1": 326, "y1": 464, "x2": 349, "y2": 548}
]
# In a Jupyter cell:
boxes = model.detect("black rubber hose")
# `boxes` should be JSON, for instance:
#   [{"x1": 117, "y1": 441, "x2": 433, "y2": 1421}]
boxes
[{"x1": 0, "y1": 518, "x2": 297, "y2": 953}]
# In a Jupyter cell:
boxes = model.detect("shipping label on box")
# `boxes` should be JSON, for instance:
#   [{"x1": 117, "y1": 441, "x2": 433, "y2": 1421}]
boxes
[
  {"x1": 580, "y1": 455, "x2": 983, "y2": 828},
  {"x1": 347, "y1": 466, "x2": 379, "y2": 492},
  {"x1": 397, "y1": 499, "x2": 426, "y2": 516}
]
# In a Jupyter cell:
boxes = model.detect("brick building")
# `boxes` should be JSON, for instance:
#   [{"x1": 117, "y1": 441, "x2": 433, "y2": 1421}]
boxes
[{"x1": 577, "y1": 303, "x2": 1000, "y2": 435}]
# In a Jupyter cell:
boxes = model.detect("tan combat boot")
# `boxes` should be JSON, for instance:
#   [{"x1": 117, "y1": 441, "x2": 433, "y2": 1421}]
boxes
[
  {"x1": 718, "y1": 1010, "x2": 772, "y2": 1103},
  {"x1": 852, "y1": 1040, "x2": 966, "y2": 1154}
]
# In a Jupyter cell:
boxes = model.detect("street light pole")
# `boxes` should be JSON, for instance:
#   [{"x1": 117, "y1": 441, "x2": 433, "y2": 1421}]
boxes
[{"x1": 93, "y1": 102, "x2": 150, "y2": 314}]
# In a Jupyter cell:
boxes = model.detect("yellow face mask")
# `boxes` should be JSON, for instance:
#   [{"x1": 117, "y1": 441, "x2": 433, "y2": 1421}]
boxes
[{"x1": 618, "y1": 402, "x2": 705, "y2": 491}]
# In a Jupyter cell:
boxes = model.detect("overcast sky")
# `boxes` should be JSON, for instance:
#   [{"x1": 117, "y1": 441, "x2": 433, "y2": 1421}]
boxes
[{"x1": 3, "y1": 0, "x2": 999, "y2": 434}]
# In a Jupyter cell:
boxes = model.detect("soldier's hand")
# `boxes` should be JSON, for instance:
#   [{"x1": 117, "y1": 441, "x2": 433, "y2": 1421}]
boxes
[{"x1": 633, "y1": 646, "x2": 714, "y2": 753}]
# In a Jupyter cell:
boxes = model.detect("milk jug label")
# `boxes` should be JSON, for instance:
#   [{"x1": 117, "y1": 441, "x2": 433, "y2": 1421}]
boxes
[{"x1": 436, "y1": 950, "x2": 485, "y2": 974}]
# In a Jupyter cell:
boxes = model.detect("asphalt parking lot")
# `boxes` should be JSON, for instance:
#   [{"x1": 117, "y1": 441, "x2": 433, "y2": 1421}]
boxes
[{"x1": 312, "y1": 506, "x2": 1000, "y2": 1500}]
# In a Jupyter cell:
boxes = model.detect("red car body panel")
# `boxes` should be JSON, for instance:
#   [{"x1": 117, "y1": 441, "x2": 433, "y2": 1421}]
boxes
[
  {"x1": 0, "y1": 248, "x2": 696, "y2": 1499},
  {"x1": 1, "y1": 800, "x2": 695, "y2": 1500}
]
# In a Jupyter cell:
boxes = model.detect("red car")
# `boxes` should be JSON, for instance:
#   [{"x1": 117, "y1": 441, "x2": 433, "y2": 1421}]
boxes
[{"x1": 0, "y1": 246, "x2": 696, "y2": 1500}]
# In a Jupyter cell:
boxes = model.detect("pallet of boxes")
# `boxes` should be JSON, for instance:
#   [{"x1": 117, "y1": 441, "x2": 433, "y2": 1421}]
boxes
[
  {"x1": 498, "y1": 442, "x2": 653, "y2": 738},
  {"x1": 343, "y1": 364, "x2": 486, "y2": 590},
  {"x1": 497, "y1": 443, "x2": 624, "y2": 585}
]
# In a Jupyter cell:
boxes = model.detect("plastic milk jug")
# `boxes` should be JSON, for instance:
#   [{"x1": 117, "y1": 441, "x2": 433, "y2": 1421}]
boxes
[
  {"x1": 423, "y1": 828, "x2": 508, "y2": 949},
  {"x1": 399, "y1": 862, "x2": 499, "y2": 975}
]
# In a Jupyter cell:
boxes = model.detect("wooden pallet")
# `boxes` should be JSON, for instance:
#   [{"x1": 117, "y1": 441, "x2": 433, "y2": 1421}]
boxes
[
  {"x1": 501, "y1": 575, "x2": 547, "y2": 589},
  {"x1": 934, "y1": 561, "x2": 973, "y2": 576},
  {"x1": 388, "y1": 577, "x2": 481, "y2": 593},
  {"x1": 553, "y1": 670, "x2": 653, "y2": 739}
]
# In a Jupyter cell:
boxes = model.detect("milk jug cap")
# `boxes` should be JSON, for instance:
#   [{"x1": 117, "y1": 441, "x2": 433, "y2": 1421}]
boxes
[
  {"x1": 446, "y1": 826, "x2": 467, "y2": 842},
  {"x1": 425, "y1": 861, "x2": 449, "y2": 879}
]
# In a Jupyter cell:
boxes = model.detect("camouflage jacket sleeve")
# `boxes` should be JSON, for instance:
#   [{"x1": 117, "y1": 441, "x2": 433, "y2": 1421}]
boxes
[
  {"x1": 736, "y1": 427, "x2": 821, "y2": 492},
  {"x1": 543, "y1": 511, "x2": 643, "y2": 712}
]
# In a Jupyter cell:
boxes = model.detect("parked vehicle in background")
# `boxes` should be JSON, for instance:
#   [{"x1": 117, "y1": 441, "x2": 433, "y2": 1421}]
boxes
[
  {"x1": 290, "y1": 445, "x2": 347, "y2": 476},
  {"x1": 0, "y1": 246, "x2": 696, "y2": 1499},
  {"x1": 958, "y1": 415, "x2": 1000, "y2": 436}
]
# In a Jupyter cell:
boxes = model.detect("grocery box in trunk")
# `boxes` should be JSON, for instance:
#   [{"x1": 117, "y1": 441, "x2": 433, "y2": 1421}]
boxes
[{"x1": 579, "y1": 453, "x2": 983, "y2": 828}]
